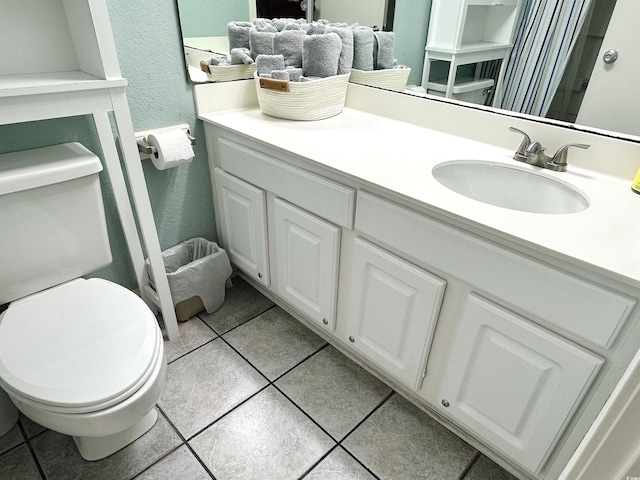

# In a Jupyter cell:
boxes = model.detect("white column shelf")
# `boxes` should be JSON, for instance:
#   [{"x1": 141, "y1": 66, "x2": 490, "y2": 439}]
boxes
[{"x1": 1, "y1": 0, "x2": 180, "y2": 339}]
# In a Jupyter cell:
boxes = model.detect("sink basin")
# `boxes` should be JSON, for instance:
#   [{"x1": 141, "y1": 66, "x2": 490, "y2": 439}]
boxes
[{"x1": 432, "y1": 161, "x2": 589, "y2": 214}]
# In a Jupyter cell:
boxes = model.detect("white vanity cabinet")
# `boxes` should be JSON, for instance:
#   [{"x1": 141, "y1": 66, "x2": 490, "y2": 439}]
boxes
[
  {"x1": 207, "y1": 128, "x2": 355, "y2": 332},
  {"x1": 273, "y1": 198, "x2": 341, "y2": 329},
  {"x1": 213, "y1": 168, "x2": 270, "y2": 286},
  {"x1": 345, "y1": 237, "x2": 446, "y2": 390},
  {"x1": 440, "y1": 293, "x2": 603, "y2": 474},
  {"x1": 202, "y1": 121, "x2": 640, "y2": 479}
]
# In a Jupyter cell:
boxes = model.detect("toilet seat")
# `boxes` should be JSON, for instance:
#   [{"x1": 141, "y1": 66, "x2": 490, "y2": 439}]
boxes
[{"x1": 0, "y1": 278, "x2": 160, "y2": 414}]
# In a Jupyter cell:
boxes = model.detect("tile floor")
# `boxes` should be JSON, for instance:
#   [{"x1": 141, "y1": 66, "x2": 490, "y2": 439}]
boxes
[{"x1": 0, "y1": 278, "x2": 519, "y2": 480}]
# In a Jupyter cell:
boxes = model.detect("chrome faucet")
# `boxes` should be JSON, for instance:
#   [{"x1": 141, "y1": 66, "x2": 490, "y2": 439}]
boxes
[{"x1": 509, "y1": 127, "x2": 590, "y2": 172}]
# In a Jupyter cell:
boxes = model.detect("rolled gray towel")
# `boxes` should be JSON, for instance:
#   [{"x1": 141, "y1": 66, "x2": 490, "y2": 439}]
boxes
[
  {"x1": 271, "y1": 70, "x2": 290, "y2": 81},
  {"x1": 282, "y1": 22, "x2": 302, "y2": 31},
  {"x1": 302, "y1": 32, "x2": 342, "y2": 78},
  {"x1": 351, "y1": 26, "x2": 374, "y2": 71},
  {"x1": 250, "y1": 29, "x2": 275, "y2": 59},
  {"x1": 230, "y1": 47, "x2": 254, "y2": 65},
  {"x1": 227, "y1": 21, "x2": 253, "y2": 50},
  {"x1": 256, "y1": 54, "x2": 285, "y2": 76},
  {"x1": 302, "y1": 22, "x2": 326, "y2": 35},
  {"x1": 286, "y1": 67, "x2": 304, "y2": 82},
  {"x1": 373, "y1": 31, "x2": 395, "y2": 70},
  {"x1": 273, "y1": 18, "x2": 299, "y2": 31},
  {"x1": 326, "y1": 26, "x2": 354, "y2": 75},
  {"x1": 253, "y1": 18, "x2": 278, "y2": 32},
  {"x1": 274, "y1": 29, "x2": 306, "y2": 68}
]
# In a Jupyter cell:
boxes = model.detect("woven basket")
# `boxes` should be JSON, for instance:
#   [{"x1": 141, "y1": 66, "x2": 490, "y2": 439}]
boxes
[
  {"x1": 255, "y1": 73, "x2": 350, "y2": 121},
  {"x1": 206, "y1": 63, "x2": 257, "y2": 82},
  {"x1": 349, "y1": 68, "x2": 411, "y2": 92}
]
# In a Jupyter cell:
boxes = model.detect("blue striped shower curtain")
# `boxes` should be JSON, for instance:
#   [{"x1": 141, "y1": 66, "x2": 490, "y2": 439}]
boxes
[{"x1": 499, "y1": 0, "x2": 594, "y2": 117}]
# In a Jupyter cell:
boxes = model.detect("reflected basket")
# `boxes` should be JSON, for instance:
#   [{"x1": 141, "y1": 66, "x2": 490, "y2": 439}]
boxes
[
  {"x1": 349, "y1": 68, "x2": 411, "y2": 92},
  {"x1": 254, "y1": 72, "x2": 350, "y2": 121}
]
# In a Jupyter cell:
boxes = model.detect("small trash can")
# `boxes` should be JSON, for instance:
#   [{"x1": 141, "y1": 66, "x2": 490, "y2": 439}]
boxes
[{"x1": 147, "y1": 238, "x2": 233, "y2": 321}]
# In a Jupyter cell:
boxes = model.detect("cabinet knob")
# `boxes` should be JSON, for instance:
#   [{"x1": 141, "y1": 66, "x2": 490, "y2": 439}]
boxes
[
  {"x1": 441, "y1": 399, "x2": 450, "y2": 408},
  {"x1": 257, "y1": 272, "x2": 263, "y2": 279},
  {"x1": 323, "y1": 318, "x2": 329, "y2": 325},
  {"x1": 348, "y1": 336, "x2": 355, "y2": 343}
]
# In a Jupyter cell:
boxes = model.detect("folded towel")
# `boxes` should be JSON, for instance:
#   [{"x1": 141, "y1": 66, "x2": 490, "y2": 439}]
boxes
[
  {"x1": 274, "y1": 29, "x2": 306, "y2": 68},
  {"x1": 271, "y1": 70, "x2": 290, "y2": 81},
  {"x1": 302, "y1": 32, "x2": 342, "y2": 78},
  {"x1": 325, "y1": 26, "x2": 354, "y2": 75},
  {"x1": 373, "y1": 31, "x2": 395, "y2": 70},
  {"x1": 227, "y1": 21, "x2": 253, "y2": 51},
  {"x1": 230, "y1": 48, "x2": 254, "y2": 65},
  {"x1": 300, "y1": 76, "x2": 322, "y2": 82},
  {"x1": 351, "y1": 26, "x2": 374, "y2": 71},
  {"x1": 253, "y1": 18, "x2": 278, "y2": 32},
  {"x1": 282, "y1": 22, "x2": 302, "y2": 31},
  {"x1": 250, "y1": 29, "x2": 275, "y2": 58},
  {"x1": 256, "y1": 54, "x2": 285, "y2": 76},
  {"x1": 302, "y1": 22, "x2": 326, "y2": 35},
  {"x1": 286, "y1": 67, "x2": 304, "y2": 82}
]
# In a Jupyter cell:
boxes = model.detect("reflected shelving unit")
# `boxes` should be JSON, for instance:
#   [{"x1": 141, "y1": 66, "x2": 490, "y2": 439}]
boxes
[
  {"x1": 0, "y1": 0, "x2": 179, "y2": 339},
  {"x1": 421, "y1": 0, "x2": 522, "y2": 106}
]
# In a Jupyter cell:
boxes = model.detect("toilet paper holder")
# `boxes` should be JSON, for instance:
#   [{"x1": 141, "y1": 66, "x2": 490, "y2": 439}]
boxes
[{"x1": 135, "y1": 124, "x2": 196, "y2": 160}]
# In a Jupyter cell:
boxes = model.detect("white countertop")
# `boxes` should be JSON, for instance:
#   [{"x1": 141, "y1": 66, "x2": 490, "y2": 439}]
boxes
[{"x1": 200, "y1": 106, "x2": 640, "y2": 288}]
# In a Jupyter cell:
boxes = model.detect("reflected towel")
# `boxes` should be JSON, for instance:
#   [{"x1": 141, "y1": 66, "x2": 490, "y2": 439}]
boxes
[
  {"x1": 274, "y1": 29, "x2": 306, "y2": 68},
  {"x1": 227, "y1": 21, "x2": 253, "y2": 50},
  {"x1": 326, "y1": 26, "x2": 354, "y2": 75},
  {"x1": 351, "y1": 26, "x2": 374, "y2": 71},
  {"x1": 230, "y1": 47, "x2": 254, "y2": 65},
  {"x1": 302, "y1": 32, "x2": 342, "y2": 78},
  {"x1": 374, "y1": 31, "x2": 395, "y2": 70}
]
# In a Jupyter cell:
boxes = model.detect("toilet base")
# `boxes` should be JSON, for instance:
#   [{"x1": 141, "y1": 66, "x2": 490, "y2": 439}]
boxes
[{"x1": 73, "y1": 408, "x2": 158, "y2": 461}]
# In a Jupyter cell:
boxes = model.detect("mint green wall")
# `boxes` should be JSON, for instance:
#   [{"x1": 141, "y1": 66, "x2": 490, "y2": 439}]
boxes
[
  {"x1": 177, "y1": 0, "x2": 249, "y2": 37},
  {"x1": 0, "y1": 0, "x2": 216, "y2": 290},
  {"x1": 394, "y1": 0, "x2": 431, "y2": 86}
]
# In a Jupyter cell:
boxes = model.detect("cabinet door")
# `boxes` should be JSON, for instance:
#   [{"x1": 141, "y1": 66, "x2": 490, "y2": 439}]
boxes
[
  {"x1": 273, "y1": 198, "x2": 340, "y2": 329},
  {"x1": 346, "y1": 238, "x2": 446, "y2": 390},
  {"x1": 213, "y1": 168, "x2": 270, "y2": 286},
  {"x1": 440, "y1": 294, "x2": 603, "y2": 474}
]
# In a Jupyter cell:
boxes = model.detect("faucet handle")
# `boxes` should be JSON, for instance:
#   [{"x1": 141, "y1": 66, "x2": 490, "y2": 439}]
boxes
[
  {"x1": 509, "y1": 127, "x2": 532, "y2": 155},
  {"x1": 550, "y1": 143, "x2": 590, "y2": 170}
]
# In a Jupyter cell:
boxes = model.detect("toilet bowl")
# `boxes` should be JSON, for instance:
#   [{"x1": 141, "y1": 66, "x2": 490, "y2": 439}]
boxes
[{"x1": 0, "y1": 278, "x2": 166, "y2": 461}]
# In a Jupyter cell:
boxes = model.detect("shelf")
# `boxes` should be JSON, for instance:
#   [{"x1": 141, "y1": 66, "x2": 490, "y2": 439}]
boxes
[
  {"x1": 426, "y1": 41, "x2": 514, "y2": 55},
  {"x1": 0, "y1": 72, "x2": 127, "y2": 98}
]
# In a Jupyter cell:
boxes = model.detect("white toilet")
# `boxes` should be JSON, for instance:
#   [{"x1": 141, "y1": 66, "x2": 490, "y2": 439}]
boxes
[{"x1": 0, "y1": 143, "x2": 167, "y2": 461}]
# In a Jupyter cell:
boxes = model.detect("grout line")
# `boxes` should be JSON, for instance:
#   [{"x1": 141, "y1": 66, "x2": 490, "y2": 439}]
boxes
[
  {"x1": 296, "y1": 444, "x2": 340, "y2": 480},
  {"x1": 153, "y1": 408, "x2": 218, "y2": 480},
  {"x1": 17, "y1": 420, "x2": 47, "y2": 480},
  {"x1": 458, "y1": 451, "x2": 482, "y2": 480}
]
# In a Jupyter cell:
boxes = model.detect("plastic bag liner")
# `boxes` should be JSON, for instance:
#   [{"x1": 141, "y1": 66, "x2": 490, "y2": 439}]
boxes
[{"x1": 146, "y1": 238, "x2": 232, "y2": 318}]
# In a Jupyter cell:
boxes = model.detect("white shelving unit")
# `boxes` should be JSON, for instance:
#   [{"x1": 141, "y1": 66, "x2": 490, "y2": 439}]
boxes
[
  {"x1": 0, "y1": 0, "x2": 180, "y2": 339},
  {"x1": 421, "y1": 0, "x2": 522, "y2": 106}
]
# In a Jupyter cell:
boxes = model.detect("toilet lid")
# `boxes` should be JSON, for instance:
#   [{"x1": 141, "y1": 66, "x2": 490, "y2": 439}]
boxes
[{"x1": 0, "y1": 278, "x2": 159, "y2": 409}]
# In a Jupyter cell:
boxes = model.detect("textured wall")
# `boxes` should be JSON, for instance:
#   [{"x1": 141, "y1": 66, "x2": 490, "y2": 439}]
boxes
[
  {"x1": 177, "y1": 0, "x2": 250, "y2": 37},
  {"x1": 0, "y1": 0, "x2": 216, "y2": 289}
]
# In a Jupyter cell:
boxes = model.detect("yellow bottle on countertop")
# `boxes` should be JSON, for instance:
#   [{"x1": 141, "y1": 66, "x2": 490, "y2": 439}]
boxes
[{"x1": 633, "y1": 167, "x2": 640, "y2": 194}]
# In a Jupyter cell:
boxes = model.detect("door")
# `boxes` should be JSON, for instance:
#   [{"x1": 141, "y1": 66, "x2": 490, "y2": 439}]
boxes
[
  {"x1": 440, "y1": 293, "x2": 603, "y2": 474},
  {"x1": 576, "y1": 0, "x2": 640, "y2": 135},
  {"x1": 346, "y1": 237, "x2": 446, "y2": 390},
  {"x1": 273, "y1": 198, "x2": 340, "y2": 329},
  {"x1": 213, "y1": 168, "x2": 270, "y2": 286}
]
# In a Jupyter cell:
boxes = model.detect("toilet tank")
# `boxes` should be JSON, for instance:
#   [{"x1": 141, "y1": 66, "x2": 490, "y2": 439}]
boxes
[{"x1": 0, "y1": 143, "x2": 112, "y2": 304}]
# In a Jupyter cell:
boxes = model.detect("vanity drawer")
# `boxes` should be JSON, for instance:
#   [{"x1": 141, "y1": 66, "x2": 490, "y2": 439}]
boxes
[
  {"x1": 217, "y1": 138, "x2": 355, "y2": 229},
  {"x1": 355, "y1": 191, "x2": 636, "y2": 349}
]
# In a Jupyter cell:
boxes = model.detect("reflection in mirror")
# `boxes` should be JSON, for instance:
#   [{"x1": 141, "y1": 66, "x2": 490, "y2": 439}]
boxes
[{"x1": 177, "y1": 0, "x2": 640, "y2": 138}]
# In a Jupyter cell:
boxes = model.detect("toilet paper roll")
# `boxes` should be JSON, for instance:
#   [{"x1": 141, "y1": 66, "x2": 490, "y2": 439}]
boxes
[{"x1": 147, "y1": 130, "x2": 194, "y2": 170}]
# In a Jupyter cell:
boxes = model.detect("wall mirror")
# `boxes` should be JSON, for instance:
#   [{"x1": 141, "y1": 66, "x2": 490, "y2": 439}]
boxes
[{"x1": 176, "y1": 0, "x2": 640, "y2": 139}]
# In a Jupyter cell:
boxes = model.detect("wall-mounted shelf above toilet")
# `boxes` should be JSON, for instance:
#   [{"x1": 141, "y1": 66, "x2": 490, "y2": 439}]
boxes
[{"x1": 0, "y1": 0, "x2": 180, "y2": 340}]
